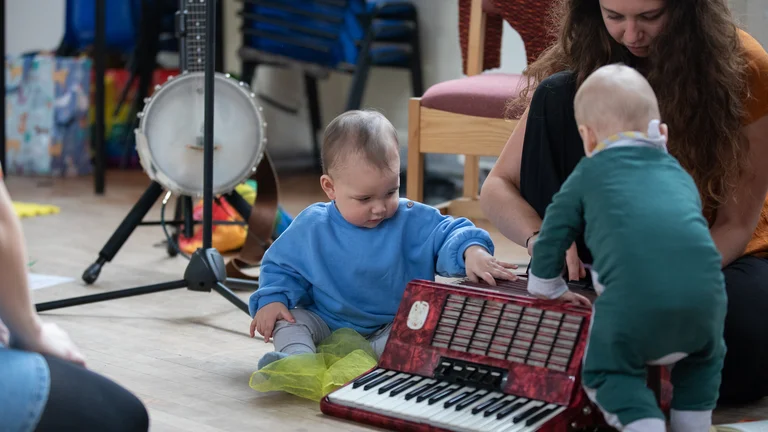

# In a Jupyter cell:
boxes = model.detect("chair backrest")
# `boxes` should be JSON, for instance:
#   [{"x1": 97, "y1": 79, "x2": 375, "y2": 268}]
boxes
[{"x1": 459, "y1": 0, "x2": 558, "y2": 75}]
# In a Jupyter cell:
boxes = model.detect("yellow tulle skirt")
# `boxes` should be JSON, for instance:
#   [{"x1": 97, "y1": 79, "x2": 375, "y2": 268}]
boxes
[{"x1": 249, "y1": 328, "x2": 379, "y2": 402}]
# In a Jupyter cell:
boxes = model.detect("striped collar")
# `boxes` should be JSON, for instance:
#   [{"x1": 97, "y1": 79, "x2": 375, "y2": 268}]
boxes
[{"x1": 591, "y1": 119, "x2": 668, "y2": 156}]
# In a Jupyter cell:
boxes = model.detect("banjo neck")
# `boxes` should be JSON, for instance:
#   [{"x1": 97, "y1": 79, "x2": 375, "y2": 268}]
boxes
[{"x1": 176, "y1": 0, "x2": 209, "y2": 73}]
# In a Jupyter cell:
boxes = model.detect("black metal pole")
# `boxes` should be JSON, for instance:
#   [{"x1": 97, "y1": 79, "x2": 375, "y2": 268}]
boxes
[
  {"x1": 1, "y1": 0, "x2": 6, "y2": 175},
  {"x1": 94, "y1": 0, "x2": 106, "y2": 194},
  {"x1": 36, "y1": 280, "x2": 188, "y2": 312},
  {"x1": 202, "y1": 0, "x2": 216, "y2": 249}
]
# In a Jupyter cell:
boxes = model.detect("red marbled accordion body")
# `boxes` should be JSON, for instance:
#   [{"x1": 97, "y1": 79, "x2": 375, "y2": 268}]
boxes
[{"x1": 320, "y1": 278, "x2": 671, "y2": 432}]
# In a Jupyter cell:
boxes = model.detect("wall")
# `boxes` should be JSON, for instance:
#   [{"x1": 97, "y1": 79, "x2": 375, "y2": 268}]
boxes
[{"x1": 5, "y1": 0, "x2": 65, "y2": 55}]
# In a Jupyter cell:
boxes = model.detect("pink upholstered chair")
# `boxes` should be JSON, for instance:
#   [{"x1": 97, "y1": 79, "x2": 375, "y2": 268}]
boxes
[{"x1": 406, "y1": 0, "x2": 555, "y2": 219}]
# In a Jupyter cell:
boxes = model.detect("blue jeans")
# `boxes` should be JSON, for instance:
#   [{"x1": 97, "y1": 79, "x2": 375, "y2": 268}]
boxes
[{"x1": 0, "y1": 345, "x2": 50, "y2": 432}]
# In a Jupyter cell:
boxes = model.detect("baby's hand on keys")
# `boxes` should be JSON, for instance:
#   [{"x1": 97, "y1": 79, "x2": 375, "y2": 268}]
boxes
[
  {"x1": 464, "y1": 245, "x2": 519, "y2": 286},
  {"x1": 251, "y1": 302, "x2": 295, "y2": 343}
]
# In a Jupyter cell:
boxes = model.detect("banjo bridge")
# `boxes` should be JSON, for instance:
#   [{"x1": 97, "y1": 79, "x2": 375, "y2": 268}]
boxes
[{"x1": 187, "y1": 137, "x2": 221, "y2": 152}]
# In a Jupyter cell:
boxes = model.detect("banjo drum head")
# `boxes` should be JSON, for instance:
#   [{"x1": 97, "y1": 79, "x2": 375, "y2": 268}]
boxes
[{"x1": 135, "y1": 72, "x2": 266, "y2": 197}]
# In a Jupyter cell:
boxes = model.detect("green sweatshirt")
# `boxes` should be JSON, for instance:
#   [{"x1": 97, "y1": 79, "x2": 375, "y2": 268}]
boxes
[{"x1": 528, "y1": 131, "x2": 725, "y2": 312}]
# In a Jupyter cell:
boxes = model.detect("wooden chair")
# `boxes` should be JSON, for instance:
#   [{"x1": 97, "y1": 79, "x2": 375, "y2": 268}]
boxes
[{"x1": 406, "y1": 0, "x2": 553, "y2": 219}]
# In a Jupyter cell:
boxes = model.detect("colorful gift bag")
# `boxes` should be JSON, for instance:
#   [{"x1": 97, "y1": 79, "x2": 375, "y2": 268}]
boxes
[
  {"x1": 5, "y1": 53, "x2": 92, "y2": 177},
  {"x1": 92, "y1": 68, "x2": 179, "y2": 169}
]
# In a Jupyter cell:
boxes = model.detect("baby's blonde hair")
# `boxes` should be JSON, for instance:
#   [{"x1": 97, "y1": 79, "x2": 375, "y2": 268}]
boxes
[
  {"x1": 321, "y1": 110, "x2": 399, "y2": 175},
  {"x1": 574, "y1": 64, "x2": 661, "y2": 136}
]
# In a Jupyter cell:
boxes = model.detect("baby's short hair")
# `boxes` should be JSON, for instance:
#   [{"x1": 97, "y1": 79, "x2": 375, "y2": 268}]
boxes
[
  {"x1": 574, "y1": 64, "x2": 661, "y2": 134},
  {"x1": 321, "y1": 110, "x2": 399, "y2": 175}
]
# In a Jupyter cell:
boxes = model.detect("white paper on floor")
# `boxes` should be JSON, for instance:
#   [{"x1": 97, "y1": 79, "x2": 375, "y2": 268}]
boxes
[{"x1": 29, "y1": 273, "x2": 74, "y2": 290}]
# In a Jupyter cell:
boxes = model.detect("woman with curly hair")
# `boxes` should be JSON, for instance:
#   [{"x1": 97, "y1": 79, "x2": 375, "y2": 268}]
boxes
[{"x1": 480, "y1": 0, "x2": 768, "y2": 405}]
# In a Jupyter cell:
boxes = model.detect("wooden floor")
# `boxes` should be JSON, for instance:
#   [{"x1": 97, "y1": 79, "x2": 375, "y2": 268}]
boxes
[{"x1": 7, "y1": 170, "x2": 767, "y2": 431}]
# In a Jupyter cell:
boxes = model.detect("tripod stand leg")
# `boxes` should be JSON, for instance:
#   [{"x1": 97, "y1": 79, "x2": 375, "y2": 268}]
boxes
[
  {"x1": 214, "y1": 282, "x2": 249, "y2": 314},
  {"x1": 37, "y1": 279, "x2": 188, "y2": 312},
  {"x1": 82, "y1": 181, "x2": 165, "y2": 284}
]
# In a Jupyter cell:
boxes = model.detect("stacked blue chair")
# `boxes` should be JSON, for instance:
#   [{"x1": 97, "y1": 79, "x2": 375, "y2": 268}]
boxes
[
  {"x1": 56, "y1": 0, "x2": 142, "y2": 56},
  {"x1": 237, "y1": 0, "x2": 424, "y2": 171}
]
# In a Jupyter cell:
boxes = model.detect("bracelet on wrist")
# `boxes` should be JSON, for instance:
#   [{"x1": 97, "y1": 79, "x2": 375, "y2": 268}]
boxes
[{"x1": 525, "y1": 231, "x2": 540, "y2": 248}]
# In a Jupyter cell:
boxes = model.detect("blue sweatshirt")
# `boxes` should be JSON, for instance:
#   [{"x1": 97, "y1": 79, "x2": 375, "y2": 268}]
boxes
[{"x1": 248, "y1": 198, "x2": 494, "y2": 335}]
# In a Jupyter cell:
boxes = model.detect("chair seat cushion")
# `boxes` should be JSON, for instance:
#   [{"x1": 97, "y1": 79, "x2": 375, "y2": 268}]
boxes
[{"x1": 421, "y1": 73, "x2": 525, "y2": 119}]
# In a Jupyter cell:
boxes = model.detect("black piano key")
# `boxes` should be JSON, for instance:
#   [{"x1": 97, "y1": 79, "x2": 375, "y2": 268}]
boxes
[
  {"x1": 352, "y1": 369, "x2": 386, "y2": 388},
  {"x1": 483, "y1": 397, "x2": 516, "y2": 417},
  {"x1": 427, "y1": 385, "x2": 462, "y2": 405},
  {"x1": 405, "y1": 381, "x2": 437, "y2": 401},
  {"x1": 513, "y1": 404, "x2": 543, "y2": 423},
  {"x1": 390, "y1": 378, "x2": 421, "y2": 397},
  {"x1": 496, "y1": 399, "x2": 528, "y2": 420},
  {"x1": 443, "y1": 389, "x2": 474, "y2": 408},
  {"x1": 472, "y1": 396, "x2": 500, "y2": 414},
  {"x1": 525, "y1": 405, "x2": 559, "y2": 426},
  {"x1": 363, "y1": 373, "x2": 396, "y2": 391},
  {"x1": 416, "y1": 383, "x2": 450, "y2": 403},
  {"x1": 455, "y1": 391, "x2": 487, "y2": 410},
  {"x1": 378, "y1": 376, "x2": 408, "y2": 394}
]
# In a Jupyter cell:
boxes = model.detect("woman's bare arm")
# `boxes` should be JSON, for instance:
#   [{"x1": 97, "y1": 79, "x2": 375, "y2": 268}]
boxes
[
  {"x1": 0, "y1": 177, "x2": 43, "y2": 343},
  {"x1": 0, "y1": 174, "x2": 85, "y2": 365},
  {"x1": 480, "y1": 107, "x2": 544, "y2": 248},
  {"x1": 710, "y1": 114, "x2": 768, "y2": 267}
]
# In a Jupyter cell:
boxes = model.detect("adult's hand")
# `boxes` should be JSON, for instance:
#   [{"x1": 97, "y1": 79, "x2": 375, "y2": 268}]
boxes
[
  {"x1": 565, "y1": 242, "x2": 586, "y2": 281},
  {"x1": 20, "y1": 322, "x2": 87, "y2": 367}
]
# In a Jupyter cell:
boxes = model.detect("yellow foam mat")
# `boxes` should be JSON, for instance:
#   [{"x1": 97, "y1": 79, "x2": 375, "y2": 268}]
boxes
[{"x1": 13, "y1": 202, "x2": 61, "y2": 218}]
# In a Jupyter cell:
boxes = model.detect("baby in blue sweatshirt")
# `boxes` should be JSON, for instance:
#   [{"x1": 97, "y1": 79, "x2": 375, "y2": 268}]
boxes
[{"x1": 249, "y1": 110, "x2": 517, "y2": 368}]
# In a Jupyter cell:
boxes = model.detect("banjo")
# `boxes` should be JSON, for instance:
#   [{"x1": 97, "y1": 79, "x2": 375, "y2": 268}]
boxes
[{"x1": 134, "y1": 0, "x2": 268, "y2": 198}]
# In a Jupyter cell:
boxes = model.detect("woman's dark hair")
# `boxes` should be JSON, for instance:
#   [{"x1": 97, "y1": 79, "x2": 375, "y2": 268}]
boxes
[{"x1": 511, "y1": 0, "x2": 750, "y2": 218}]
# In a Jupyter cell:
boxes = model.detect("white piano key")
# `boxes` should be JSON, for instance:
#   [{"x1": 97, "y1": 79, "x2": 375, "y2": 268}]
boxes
[
  {"x1": 353, "y1": 373, "x2": 412, "y2": 408},
  {"x1": 495, "y1": 401, "x2": 550, "y2": 432},
  {"x1": 372, "y1": 377, "x2": 435, "y2": 413},
  {"x1": 486, "y1": 400, "x2": 544, "y2": 432},
  {"x1": 427, "y1": 388, "x2": 487, "y2": 422},
  {"x1": 327, "y1": 369, "x2": 397, "y2": 406},
  {"x1": 463, "y1": 398, "x2": 535, "y2": 432},
  {"x1": 517, "y1": 405, "x2": 566, "y2": 432},
  {"x1": 431, "y1": 390, "x2": 498, "y2": 427},
  {"x1": 406, "y1": 385, "x2": 469, "y2": 423},
  {"x1": 453, "y1": 394, "x2": 519, "y2": 431},
  {"x1": 396, "y1": 382, "x2": 457, "y2": 420}
]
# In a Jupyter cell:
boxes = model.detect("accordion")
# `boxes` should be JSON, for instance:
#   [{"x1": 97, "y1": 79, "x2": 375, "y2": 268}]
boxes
[{"x1": 319, "y1": 277, "x2": 632, "y2": 432}]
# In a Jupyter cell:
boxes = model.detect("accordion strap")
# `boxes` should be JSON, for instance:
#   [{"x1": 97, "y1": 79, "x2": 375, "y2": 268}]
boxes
[{"x1": 225, "y1": 151, "x2": 279, "y2": 281}]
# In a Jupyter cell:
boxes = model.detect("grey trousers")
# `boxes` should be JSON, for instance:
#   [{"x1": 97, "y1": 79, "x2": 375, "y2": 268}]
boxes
[{"x1": 272, "y1": 309, "x2": 392, "y2": 358}]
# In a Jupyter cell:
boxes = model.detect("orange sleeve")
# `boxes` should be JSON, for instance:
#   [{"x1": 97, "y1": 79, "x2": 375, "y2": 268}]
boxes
[{"x1": 739, "y1": 29, "x2": 768, "y2": 124}]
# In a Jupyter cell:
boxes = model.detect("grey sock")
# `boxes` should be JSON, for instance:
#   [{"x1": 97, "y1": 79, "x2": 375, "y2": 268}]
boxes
[{"x1": 257, "y1": 351, "x2": 290, "y2": 369}]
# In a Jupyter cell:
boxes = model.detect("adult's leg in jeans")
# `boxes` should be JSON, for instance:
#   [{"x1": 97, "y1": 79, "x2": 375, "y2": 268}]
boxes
[
  {"x1": 519, "y1": 71, "x2": 593, "y2": 265},
  {"x1": 719, "y1": 255, "x2": 768, "y2": 404},
  {"x1": 35, "y1": 354, "x2": 149, "y2": 432}
]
